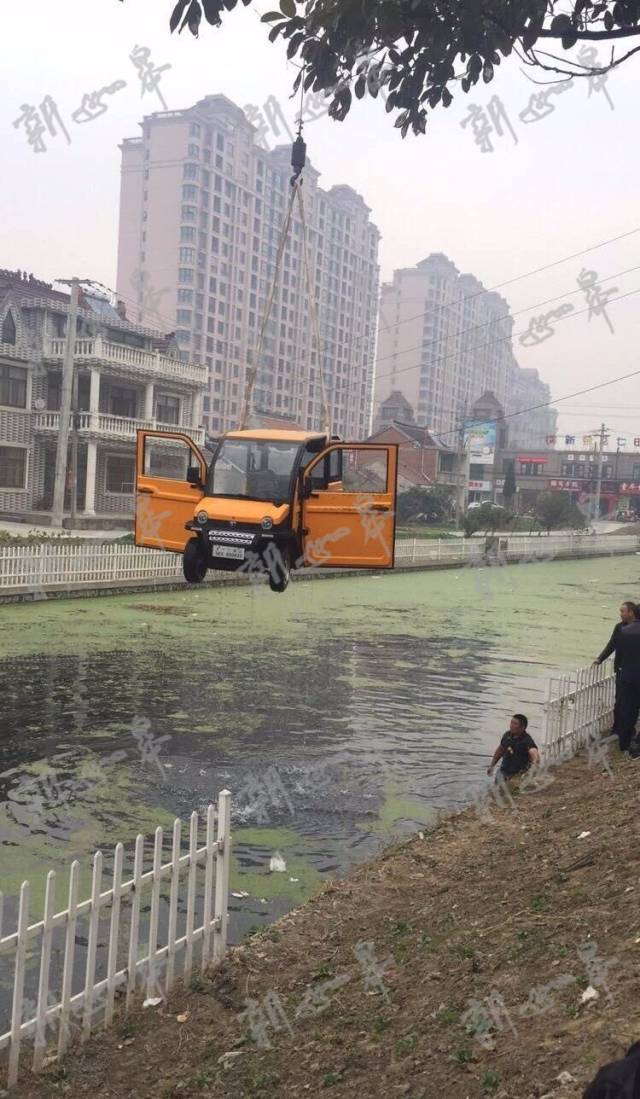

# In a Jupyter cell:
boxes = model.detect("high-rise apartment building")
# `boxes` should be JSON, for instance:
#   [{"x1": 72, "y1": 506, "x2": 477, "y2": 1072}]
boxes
[
  {"x1": 374, "y1": 254, "x2": 557, "y2": 448},
  {"x1": 117, "y1": 95, "x2": 380, "y2": 441}
]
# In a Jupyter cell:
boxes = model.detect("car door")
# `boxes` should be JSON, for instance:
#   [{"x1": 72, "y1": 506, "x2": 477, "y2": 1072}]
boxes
[
  {"x1": 135, "y1": 430, "x2": 207, "y2": 553},
  {"x1": 300, "y1": 443, "x2": 398, "y2": 568}
]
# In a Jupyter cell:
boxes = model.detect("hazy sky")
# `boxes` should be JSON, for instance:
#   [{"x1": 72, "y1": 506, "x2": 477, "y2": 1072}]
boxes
[{"x1": 3, "y1": 0, "x2": 640, "y2": 445}]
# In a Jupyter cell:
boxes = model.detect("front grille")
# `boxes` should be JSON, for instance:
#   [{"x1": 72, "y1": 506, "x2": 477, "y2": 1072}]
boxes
[{"x1": 207, "y1": 527, "x2": 256, "y2": 545}]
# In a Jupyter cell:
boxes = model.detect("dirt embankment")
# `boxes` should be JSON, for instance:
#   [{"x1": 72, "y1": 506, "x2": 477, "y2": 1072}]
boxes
[{"x1": 16, "y1": 750, "x2": 640, "y2": 1099}]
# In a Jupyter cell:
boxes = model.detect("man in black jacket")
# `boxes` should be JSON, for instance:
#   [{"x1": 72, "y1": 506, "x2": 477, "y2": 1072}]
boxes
[
  {"x1": 614, "y1": 610, "x2": 640, "y2": 756},
  {"x1": 593, "y1": 602, "x2": 638, "y2": 743},
  {"x1": 582, "y1": 1039, "x2": 640, "y2": 1097}
]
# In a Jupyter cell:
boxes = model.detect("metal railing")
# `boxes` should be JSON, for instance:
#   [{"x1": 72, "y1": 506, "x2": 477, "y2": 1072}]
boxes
[
  {"x1": 543, "y1": 662, "x2": 616, "y2": 760},
  {"x1": 0, "y1": 790, "x2": 231, "y2": 1090}
]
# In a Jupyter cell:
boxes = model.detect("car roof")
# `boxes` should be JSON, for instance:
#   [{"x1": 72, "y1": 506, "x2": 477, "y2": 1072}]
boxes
[{"x1": 223, "y1": 429, "x2": 326, "y2": 443}]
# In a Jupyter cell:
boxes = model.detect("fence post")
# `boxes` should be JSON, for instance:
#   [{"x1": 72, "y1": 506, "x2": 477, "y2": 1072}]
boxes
[
  {"x1": 58, "y1": 861, "x2": 80, "y2": 1057},
  {"x1": 126, "y1": 835, "x2": 144, "y2": 1012},
  {"x1": 184, "y1": 813, "x2": 198, "y2": 980},
  {"x1": 146, "y1": 828, "x2": 163, "y2": 1001},
  {"x1": 33, "y1": 871, "x2": 56, "y2": 1071},
  {"x1": 202, "y1": 804, "x2": 216, "y2": 972},
  {"x1": 82, "y1": 852, "x2": 103, "y2": 1042},
  {"x1": 213, "y1": 789, "x2": 232, "y2": 965},
  {"x1": 166, "y1": 818, "x2": 181, "y2": 993},
  {"x1": 8, "y1": 882, "x2": 29, "y2": 1088},
  {"x1": 105, "y1": 843, "x2": 124, "y2": 1028}
]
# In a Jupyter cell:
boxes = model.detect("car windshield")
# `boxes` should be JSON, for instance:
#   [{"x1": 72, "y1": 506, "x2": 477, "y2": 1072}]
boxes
[{"x1": 207, "y1": 439, "x2": 302, "y2": 503}]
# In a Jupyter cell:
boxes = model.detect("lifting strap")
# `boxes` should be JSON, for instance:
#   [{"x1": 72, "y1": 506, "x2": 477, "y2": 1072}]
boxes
[
  {"x1": 238, "y1": 136, "x2": 332, "y2": 438},
  {"x1": 238, "y1": 180, "x2": 297, "y2": 431},
  {"x1": 297, "y1": 181, "x2": 331, "y2": 438}
]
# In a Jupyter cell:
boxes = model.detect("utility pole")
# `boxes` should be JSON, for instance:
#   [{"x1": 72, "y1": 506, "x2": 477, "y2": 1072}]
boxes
[
  {"x1": 455, "y1": 406, "x2": 470, "y2": 527},
  {"x1": 51, "y1": 278, "x2": 80, "y2": 529},
  {"x1": 592, "y1": 422, "x2": 609, "y2": 524},
  {"x1": 70, "y1": 368, "x2": 79, "y2": 525}
]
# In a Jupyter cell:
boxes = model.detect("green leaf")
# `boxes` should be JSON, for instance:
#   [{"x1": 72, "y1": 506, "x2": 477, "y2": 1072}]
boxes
[
  {"x1": 280, "y1": 0, "x2": 296, "y2": 16},
  {"x1": 550, "y1": 13, "x2": 573, "y2": 33},
  {"x1": 170, "y1": 0, "x2": 191, "y2": 33},
  {"x1": 203, "y1": 0, "x2": 223, "y2": 23},
  {"x1": 261, "y1": 9, "x2": 283, "y2": 20},
  {"x1": 182, "y1": 0, "x2": 202, "y2": 35}
]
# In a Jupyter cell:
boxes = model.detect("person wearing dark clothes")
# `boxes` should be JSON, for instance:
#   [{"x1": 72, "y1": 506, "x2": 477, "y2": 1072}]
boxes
[
  {"x1": 615, "y1": 613, "x2": 640, "y2": 756},
  {"x1": 582, "y1": 1039, "x2": 640, "y2": 1097},
  {"x1": 593, "y1": 601, "x2": 638, "y2": 739},
  {"x1": 487, "y1": 714, "x2": 540, "y2": 780}
]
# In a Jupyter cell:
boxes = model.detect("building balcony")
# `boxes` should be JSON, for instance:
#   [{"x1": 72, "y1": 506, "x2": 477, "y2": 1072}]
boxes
[
  {"x1": 0, "y1": 341, "x2": 30, "y2": 363},
  {"x1": 33, "y1": 412, "x2": 205, "y2": 446},
  {"x1": 43, "y1": 337, "x2": 207, "y2": 388}
]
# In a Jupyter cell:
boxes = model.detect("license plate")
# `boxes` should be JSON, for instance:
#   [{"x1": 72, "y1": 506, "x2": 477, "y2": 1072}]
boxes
[{"x1": 210, "y1": 543, "x2": 245, "y2": 561}]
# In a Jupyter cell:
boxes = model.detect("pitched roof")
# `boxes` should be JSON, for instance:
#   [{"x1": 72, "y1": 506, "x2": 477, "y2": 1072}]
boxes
[{"x1": 369, "y1": 420, "x2": 451, "y2": 450}]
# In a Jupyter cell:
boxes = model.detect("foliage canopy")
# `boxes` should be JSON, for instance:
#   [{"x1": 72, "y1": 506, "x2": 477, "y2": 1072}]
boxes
[{"x1": 164, "y1": 0, "x2": 640, "y2": 135}]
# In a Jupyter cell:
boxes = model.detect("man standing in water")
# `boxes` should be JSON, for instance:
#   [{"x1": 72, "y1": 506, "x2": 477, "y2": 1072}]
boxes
[
  {"x1": 487, "y1": 714, "x2": 540, "y2": 781},
  {"x1": 592, "y1": 601, "x2": 638, "y2": 740}
]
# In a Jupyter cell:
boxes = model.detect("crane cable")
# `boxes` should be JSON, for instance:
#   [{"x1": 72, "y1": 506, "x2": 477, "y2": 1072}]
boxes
[
  {"x1": 238, "y1": 71, "x2": 332, "y2": 438},
  {"x1": 296, "y1": 178, "x2": 331, "y2": 438},
  {"x1": 237, "y1": 180, "x2": 297, "y2": 430}
]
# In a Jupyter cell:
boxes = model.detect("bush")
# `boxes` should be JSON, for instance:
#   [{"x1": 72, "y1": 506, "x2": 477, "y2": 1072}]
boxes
[
  {"x1": 463, "y1": 504, "x2": 512, "y2": 537},
  {"x1": 397, "y1": 485, "x2": 454, "y2": 524}
]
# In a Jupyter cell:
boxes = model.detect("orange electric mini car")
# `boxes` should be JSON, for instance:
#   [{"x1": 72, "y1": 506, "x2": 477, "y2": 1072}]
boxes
[{"x1": 134, "y1": 428, "x2": 398, "y2": 592}]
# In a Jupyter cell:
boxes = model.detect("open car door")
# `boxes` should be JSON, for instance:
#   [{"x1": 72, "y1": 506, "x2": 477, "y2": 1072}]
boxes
[
  {"x1": 135, "y1": 430, "x2": 207, "y2": 553},
  {"x1": 300, "y1": 443, "x2": 398, "y2": 568}
]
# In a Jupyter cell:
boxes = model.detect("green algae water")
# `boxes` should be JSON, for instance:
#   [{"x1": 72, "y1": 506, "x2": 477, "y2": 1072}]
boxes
[{"x1": 0, "y1": 554, "x2": 637, "y2": 1023}]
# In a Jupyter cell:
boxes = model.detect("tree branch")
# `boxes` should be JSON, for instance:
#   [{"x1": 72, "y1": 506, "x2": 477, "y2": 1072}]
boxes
[
  {"x1": 536, "y1": 25, "x2": 640, "y2": 40},
  {"x1": 527, "y1": 40, "x2": 640, "y2": 77}
]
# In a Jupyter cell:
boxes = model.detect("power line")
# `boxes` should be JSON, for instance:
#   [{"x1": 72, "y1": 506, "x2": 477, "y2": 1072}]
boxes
[
  {"x1": 359, "y1": 263, "x2": 640, "y2": 383},
  {"x1": 334, "y1": 282, "x2": 640, "y2": 403},
  {"x1": 429, "y1": 363, "x2": 640, "y2": 448},
  {"x1": 118, "y1": 146, "x2": 640, "y2": 353},
  {"x1": 374, "y1": 226, "x2": 640, "y2": 346}
]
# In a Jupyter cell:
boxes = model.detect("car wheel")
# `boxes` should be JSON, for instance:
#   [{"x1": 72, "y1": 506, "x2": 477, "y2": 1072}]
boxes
[
  {"x1": 268, "y1": 549, "x2": 291, "y2": 594},
  {"x1": 183, "y1": 537, "x2": 208, "y2": 584}
]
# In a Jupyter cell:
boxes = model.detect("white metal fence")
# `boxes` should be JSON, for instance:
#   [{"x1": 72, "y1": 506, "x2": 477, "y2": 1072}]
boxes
[
  {"x1": 394, "y1": 532, "x2": 639, "y2": 566},
  {"x1": 0, "y1": 790, "x2": 231, "y2": 1090},
  {"x1": 0, "y1": 533, "x2": 636, "y2": 597},
  {"x1": 543, "y1": 663, "x2": 616, "y2": 759}
]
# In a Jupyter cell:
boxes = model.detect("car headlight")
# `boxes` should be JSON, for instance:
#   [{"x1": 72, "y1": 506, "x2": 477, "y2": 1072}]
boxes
[
  {"x1": 261, "y1": 516, "x2": 273, "y2": 530},
  {"x1": 197, "y1": 511, "x2": 208, "y2": 525}
]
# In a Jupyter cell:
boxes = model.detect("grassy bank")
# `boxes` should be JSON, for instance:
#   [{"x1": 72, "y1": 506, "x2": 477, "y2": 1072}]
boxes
[{"x1": 17, "y1": 746, "x2": 640, "y2": 1099}]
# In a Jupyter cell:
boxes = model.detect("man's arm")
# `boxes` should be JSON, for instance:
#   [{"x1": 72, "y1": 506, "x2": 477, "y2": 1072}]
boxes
[
  {"x1": 528, "y1": 745, "x2": 541, "y2": 767},
  {"x1": 593, "y1": 624, "x2": 620, "y2": 666},
  {"x1": 487, "y1": 744, "x2": 505, "y2": 775}
]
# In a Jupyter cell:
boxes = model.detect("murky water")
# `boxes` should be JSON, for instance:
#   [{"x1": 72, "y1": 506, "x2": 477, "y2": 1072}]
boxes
[{"x1": 0, "y1": 554, "x2": 636, "y2": 1025}]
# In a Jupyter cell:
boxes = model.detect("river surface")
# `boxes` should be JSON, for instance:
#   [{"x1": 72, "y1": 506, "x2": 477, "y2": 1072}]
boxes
[{"x1": 0, "y1": 553, "x2": 636, "y2": 1026}]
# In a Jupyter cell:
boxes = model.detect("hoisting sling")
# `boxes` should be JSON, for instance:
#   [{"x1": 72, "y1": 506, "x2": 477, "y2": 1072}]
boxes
[{"x1": 238, "y1": 129, "x2": 331, "y2": 437}]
